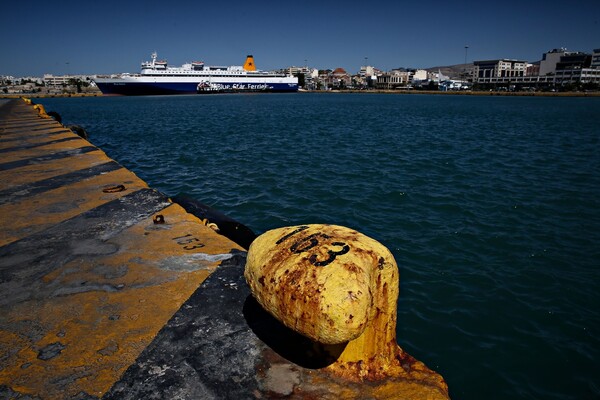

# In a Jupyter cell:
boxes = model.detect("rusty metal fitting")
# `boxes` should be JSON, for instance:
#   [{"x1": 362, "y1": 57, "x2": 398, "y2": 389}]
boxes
[
  {"x1": 102, "y1": 184, "x2": 126, "y2": 193},
  {"x1": 244, "y1": 224, "x2": 449, "y2": 398}
]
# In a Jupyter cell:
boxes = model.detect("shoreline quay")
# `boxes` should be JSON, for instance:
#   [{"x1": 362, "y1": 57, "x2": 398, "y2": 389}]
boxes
[
  {"x1": 309, "y1": 89, "x2": 600, "y2": 97},
  {"x1": 1, "y1": 89, "x2": 599, "y2": 99}
]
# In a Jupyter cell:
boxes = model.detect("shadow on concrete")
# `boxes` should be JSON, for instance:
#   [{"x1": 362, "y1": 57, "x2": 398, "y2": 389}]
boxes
[{"x1": 243, "y1": 295, "x2": 347, "y2": 369}]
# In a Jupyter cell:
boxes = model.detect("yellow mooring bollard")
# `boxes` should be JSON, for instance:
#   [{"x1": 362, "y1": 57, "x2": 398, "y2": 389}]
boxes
[
  {"x1": 32, "y1": 103, "x2": 50, "y2": 119},
  {"x1": 245, "y1": 224, "x2": 449, "y2": 398},
  {"x1": 22, "y1": 98, "x2": 51, "y2": 119}
]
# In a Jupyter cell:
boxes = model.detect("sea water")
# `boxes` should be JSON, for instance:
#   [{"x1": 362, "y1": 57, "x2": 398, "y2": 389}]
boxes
[{"x1": 40, "y1": 93, "x2": 600, "y2": 400}]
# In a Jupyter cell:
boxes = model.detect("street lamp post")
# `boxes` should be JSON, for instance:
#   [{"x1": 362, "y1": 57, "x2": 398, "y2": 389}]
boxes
[{"x1": 464, "y1": 46, "x2": 470, "y2": 81}]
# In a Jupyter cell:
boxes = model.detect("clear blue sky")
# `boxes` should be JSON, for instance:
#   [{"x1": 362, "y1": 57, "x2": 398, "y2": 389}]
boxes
[{"x1": 2, "y1": 0, "x2": 599, "y2": 77}]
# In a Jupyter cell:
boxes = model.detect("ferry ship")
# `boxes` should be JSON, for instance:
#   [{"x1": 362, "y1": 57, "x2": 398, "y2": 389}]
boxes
[{"x1": 93, "y1": 52, "x2": 298, "y2": 95}]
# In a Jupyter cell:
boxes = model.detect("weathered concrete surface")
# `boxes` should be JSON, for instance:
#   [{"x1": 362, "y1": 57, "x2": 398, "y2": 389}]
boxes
[
  {"x1": 0, "y1": 99, "x2": 244, "y2": 398},
  {"x1": 104, "y1": 256, "x2": 449, "y2": 400},
  {"x1": 0, "y1": 99, "x2": 450, "y2": 399}
]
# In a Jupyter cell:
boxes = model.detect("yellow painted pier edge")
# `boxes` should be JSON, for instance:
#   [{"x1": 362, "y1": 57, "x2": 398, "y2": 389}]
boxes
[{"x1": 0, "y1": 98, "x2": 243, "y2": 398}]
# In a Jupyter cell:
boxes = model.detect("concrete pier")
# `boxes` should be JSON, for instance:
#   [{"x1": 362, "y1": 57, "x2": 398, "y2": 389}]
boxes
[
  {"x1": 0, "y1": 99, "x2": 449, "y2": 399},
  {"x1": 0, "y1": 99, "x2": 246, "y2": 398}
]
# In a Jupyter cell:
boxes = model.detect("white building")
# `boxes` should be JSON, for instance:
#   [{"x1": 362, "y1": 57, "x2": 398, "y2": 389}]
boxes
[
  {"x1": 473, "y1": 59, "x2": 528, "y2": 82},
  {"x1": 1, "y1": 75, "x2": 16, "y2": 85},
  {"x1": 43, "y1": 74, "x2": 91, "y2": 86},
  {"x1": 359, "y1": 66, "x2": 376, "y2": 77},
  {"x1": 591, "y1": 48, "x2": 600, "y2": 69},
  {"x1": 287, "y1": 66, "x2": 310, "y2": 76},
  {"x1": 413, "y1": 70, "x2": 428, "y2": 81},
  {"x1": 539, "y1": 48, "x2": 570, "y2": 76}
]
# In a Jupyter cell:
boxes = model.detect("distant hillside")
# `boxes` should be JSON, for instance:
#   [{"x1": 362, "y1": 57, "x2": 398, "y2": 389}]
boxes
[{"x1": 425, "y1": 63, "x2": 472, "y2": 78}]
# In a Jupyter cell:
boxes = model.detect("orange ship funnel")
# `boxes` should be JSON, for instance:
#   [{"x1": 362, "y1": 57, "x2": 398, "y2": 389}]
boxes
[{"x1": 244, "y1": 55, "x2": 256, "y2": 71}]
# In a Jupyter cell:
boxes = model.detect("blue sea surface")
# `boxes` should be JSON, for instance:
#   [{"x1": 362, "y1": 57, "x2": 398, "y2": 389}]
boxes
[{"x1": 40, "y1": 93, "x2": 600, "y2": 400}]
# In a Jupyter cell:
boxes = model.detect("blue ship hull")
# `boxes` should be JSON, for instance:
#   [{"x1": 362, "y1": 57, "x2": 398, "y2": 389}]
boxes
[{"x1": 95, "y1": 81, "x2": 298, "y2": 96}]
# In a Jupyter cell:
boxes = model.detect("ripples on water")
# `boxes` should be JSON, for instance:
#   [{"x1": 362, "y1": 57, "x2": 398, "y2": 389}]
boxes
[{"x1": 41, "y1": 93, "x2": 600, "y2": 400}]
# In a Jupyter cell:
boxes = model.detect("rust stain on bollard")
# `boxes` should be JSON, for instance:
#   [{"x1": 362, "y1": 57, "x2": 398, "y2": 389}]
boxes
[{"x1": 245, "y1": 224, "x2": 449, "y2": 398}]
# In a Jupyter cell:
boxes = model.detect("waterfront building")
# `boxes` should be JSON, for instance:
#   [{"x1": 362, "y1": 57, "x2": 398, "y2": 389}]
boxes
[
  {"x1": 592, "y1": 49, "x2": 600, "y2": 68},
  {"x1": 414, "y1": 70, "x2": 428, "y2": 81},
  {"x1": 285, "y1": 66, "x2": 316, "y2": 89},
  {"x1": 1, "y1": 76, "x2": 43, "y2": 85},
  {"x1": 359, "y1": 66, "x2": 376, "y2": 77},
  {"x1": 526, "y1": 63, "x2": 540, "y2": 76},
  {"x1": 1, "y1": 76, "x2": 45, "y2": 94},
  {"x1": 317, "y1": 69, "x2": 340, "y2": 90},
  {"x1": 43, "y1": 74, "x2": 92, "y2": 87},
  {"x1": 556, "y1": 52, "x2": 592, "y2": 70},
  {"x1": 539, "y1": 48, "x2": 570, "y2": 76},
  {"x1": 553, "y1": 67, "x2": 600, "y2": 84},
  {"x1": 375, "y1": 69, "x2": 410, "y2": 89},
  {"x1": 43, "y1": 74, "x2": 71, "y2": 86},
  {"x1": 472, "y1": 47, "x2": 600, "y2": 88},
  {"x1": 537, "y1": 48, "x2": 600, "y2": 84},
  {"x1": 374, "y1": 69, "x2": 430, "y2": 90},
  {"x1": 473, "y1": 59, "x2": 527, "y2": 83},
  {"x1": 287, "y1": 66, "x2": 310, "y2": 76},
  {"x1": 551, "y1": 51, "x2": 600, "y2": 84},
  {"x1": 1, "y1": 75, "x2": 16, "y2": 85},
  {"x1": 553, "y1": 54, "x2": 600, "y2": 85},
  {"x1": 331, "y1": 68, "x2": 351, "y2": 88}
]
